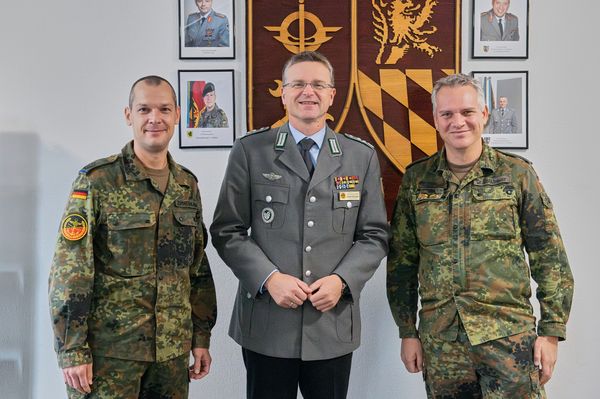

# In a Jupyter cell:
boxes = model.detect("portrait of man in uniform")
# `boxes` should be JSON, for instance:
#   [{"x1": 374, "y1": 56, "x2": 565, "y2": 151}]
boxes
[
  {"x1": 179, "y1": 70, "x2": 235, "y2": 147},
  {"x1": 490, "y1": 96, "x2": 519, "y2": 133},
  {"x1": 185, "y1": 0, "x2": 230, "y2": 47},
  {"x1": 480, "y1": 0, "x2": 519, "y2": 41},
  {"x1": 199, "y1": 82, "x2": 229, "y2": 128}
]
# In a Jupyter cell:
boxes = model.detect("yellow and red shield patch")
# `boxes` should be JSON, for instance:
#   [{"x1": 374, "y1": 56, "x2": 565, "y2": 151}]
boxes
[{"x1": 61, "y1": 214, "x2": 88, "y2": 241}]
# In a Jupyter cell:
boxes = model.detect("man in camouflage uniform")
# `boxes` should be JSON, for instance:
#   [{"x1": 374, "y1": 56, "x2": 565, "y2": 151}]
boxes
[
  {"x1": 387, "y1": 74, "x2": 573, "y2": 398},
  {"x1": 199, "y1": 82, "x2": 229, "y2": 128},
  {"x1": 49, "y1": 75, "x2": 217, "y2": 398}
]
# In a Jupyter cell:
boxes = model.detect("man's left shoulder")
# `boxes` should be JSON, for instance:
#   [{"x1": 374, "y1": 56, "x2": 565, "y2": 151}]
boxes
[
  {"x1": 495, "y1": 148, "x2": 532, "y2": 169},
  {"x1": 506, "y1": 12, "x2": 518, "y2": 22},
  {"x1": 214, "y1": 12, "x2": 227, "y2": 19},
  {"x1": 177, "y1": 163, "x2": 199, "y2": 183},
  {"x1": 340, "y1": 133, "x2": 375, "y2": 150}
]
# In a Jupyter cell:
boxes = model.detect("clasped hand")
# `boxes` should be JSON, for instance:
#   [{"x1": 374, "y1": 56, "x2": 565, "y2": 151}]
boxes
[{"x1": 265, "y1": 272, "x2": 344, "y2": 312}]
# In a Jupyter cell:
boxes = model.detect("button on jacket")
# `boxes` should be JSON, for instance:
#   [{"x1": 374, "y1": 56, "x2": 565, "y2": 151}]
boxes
[
  {"x1": 211, "y1": 124, "x2": 389, "y2": 360},
  {"x1": 387, "y1": 144, "x2": 573, "y2": 345},
  {"x1": 49, "y1": 142, "x2": 217, "y2": 368}
]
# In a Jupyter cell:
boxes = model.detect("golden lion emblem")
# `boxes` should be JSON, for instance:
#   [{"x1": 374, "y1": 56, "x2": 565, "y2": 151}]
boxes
[{"x1": 372, "y1": 0, "x2": 440, "y2": 64}]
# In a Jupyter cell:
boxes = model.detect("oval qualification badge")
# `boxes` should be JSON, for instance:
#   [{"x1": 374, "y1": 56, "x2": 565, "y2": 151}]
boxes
[
  {"x1": 61, "y1": 214, "x2": 88, "y2": 241},
  {"x1": 262, "y1": 207, "x2": 275, "y2": 224}
]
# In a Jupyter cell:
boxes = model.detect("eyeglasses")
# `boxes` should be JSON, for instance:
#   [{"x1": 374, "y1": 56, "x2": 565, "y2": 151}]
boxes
[{"x1": 282, "y1": 81, "x2": 334, "y2": 91}]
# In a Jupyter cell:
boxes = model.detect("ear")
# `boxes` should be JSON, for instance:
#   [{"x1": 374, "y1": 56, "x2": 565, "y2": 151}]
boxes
[
  {"x1": 124, "y1": 107, "x2": 132, "y2": 126},
  {"x1": 329, "y1": 88, "x2": 336, "y2": 106},
  {"x1": 482, "y1": 105, "x2": 490, "y2": 125},
  {"x1": 175, "y1": 106, "x2": 181, "y2": 124}
]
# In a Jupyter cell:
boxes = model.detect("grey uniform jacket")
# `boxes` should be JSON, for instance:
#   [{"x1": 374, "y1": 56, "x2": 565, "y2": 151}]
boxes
[
  {"x1": 210, "y1": 124, "x2": 389, "y2": 361},
  {"x1": 480, "y1": 10, "x2": 519, "y2": 41},
  {"x1": 185, "y1": 11, "x2": 229, "y2": 47},
  {"x1": 491, "y1": 107, "x2": 519, "y2": 134}
]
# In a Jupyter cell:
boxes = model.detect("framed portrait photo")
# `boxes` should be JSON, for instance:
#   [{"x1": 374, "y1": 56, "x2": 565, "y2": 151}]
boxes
[
  {"x1": 472, "y1": 0, "x2": 529, "y2": 58},
  {"x1": 472, "y1": 71, "x2": 528, "y2": 149},
  {"x1": 179, "y1": 0, "x2": 235, "y2": 59},
  {"x1": 178, "y1": 70, "x2": 235, "y2": 148}
]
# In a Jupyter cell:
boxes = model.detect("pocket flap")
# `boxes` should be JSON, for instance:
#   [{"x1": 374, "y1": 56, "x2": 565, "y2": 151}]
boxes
[
  {"x1": 253, "y1": 183, "x2": 289, "y2": 204},
  {"x1": 472, "y1": 185, "x2": 515, "y2": 201},
  {"x1": 174, "y1": 209, "x2": 197, "y2": 227},
  {"x1": 107, "y1": 212, "x2": 155, "y2": 230},
  {"x1": 333, "y1": 190, "x2": 361, "y2": 208}
]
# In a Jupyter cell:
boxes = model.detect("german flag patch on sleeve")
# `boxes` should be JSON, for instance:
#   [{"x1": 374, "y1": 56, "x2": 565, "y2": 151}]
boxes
[{"x1": 71, "y1": 190, "x2": 88, "y2": 200}]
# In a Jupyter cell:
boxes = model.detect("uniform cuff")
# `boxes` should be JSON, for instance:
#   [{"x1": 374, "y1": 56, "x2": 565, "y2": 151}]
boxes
[
  {"x1": 57, "y1": 348, "x2": 92, "y2": 369},
  {"x1": 398, "y1": 326, "x2": 419, "y2": 339},
  {"x1": 537, "y1": 322, "x2": 567, "y2": 341},
  {"x1": 192, "y1": 332, "x2": 211, "y2": 349}
]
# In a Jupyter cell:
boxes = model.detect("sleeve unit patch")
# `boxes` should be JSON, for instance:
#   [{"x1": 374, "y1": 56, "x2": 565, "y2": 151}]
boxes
[{"x1": 61, "y1": 214, "x2": 88, "y2": 241}]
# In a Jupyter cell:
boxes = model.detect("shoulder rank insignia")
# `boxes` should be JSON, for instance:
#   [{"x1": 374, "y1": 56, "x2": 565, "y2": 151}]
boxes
[
  {"x1": 247, "y1": 126, "x2": 270, "y2": 135},
  {"x1": 61, "y1": 214, "x2": 88, "y2": 241},
  {"x1": 79, "y1": 154, "x2": 118, "y2": 174},
  {"x1": 496, "y1": 149, "x2": 532, "y2": 164},
  {"x1": 406, "y1": 153, "x2": 436, "y2": 169},
  {"x1": 344, "y1": 133, "x2": 374, "y2": 149},
  {"x1": 179, "y1": 164, "x2": 199, "y2": 182}
]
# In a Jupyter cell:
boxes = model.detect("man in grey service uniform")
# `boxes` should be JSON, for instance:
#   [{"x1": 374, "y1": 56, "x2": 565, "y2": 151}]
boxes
[
  {"x1": 480, "y1": 0, "x2": 519, "y2": 41},
  {"x1": 185, "y1": 0, "x2": 229, "y2": 47},
  {"x1": 210, "y1": 51, "x2": 389, "y2": 399},
  {"x1": 491, "y1": 96, "x2": 519, "y2": 133}
]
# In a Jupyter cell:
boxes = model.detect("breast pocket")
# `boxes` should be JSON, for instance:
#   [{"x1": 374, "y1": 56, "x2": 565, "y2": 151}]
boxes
[
  {"x1": 332, "y1": 193, "x2": 361, "y2": 234},
  {"x1": 252, "y1": 183, "x2": 289, "y2": 229},
  {"x1": 106, "y1": 212, "x2": 156, "y2": 276},
  {"x1": 471, "y1": 183, "x2": 517, "y2": 240},
  {"x1": 414, "y1": 190, "x2": 449, "y2": 246},
  {"x1": 173, "y1": 208, "x2": 199, "y2": 268}
]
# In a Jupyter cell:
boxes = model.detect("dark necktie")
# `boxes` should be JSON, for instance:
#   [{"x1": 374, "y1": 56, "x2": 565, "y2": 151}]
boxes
[
  {"x1": 498, "y1": 18, "x2": 504, "y2": 37},
  {"x1": 501, "y1": 108, "x2": 504, "y2": 116},
  {"x1": 200, "y1": 17, "x2": 206, "y2": 27},
  {"x1": 298, "y1": 138, "x2": 316, "y2": 177}
]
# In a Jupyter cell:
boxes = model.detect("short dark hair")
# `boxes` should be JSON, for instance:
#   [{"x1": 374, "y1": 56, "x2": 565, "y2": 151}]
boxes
[
  {"x1": 128, "y1": 75, "x2": 177, "y2": 108},
  {"x1": 282, "y1": 51, "x2": 335, "y2": 86}
]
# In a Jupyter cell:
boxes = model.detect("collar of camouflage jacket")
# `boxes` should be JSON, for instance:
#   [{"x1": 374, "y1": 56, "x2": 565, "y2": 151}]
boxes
[{"x1": 120, "y1": 141, "x2": 191, "y2": 187}]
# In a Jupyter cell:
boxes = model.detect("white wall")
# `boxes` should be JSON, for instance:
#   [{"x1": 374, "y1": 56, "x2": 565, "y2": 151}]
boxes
[{"x1": 0, "y1": 1, "x2": 597, "y2": 398}]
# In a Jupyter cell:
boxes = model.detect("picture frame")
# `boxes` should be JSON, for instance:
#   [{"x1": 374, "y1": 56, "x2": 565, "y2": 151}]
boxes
[
  {"x1": 179, "y1": 0, "x2": 235, "y2": 59},
  {"x1": 178, "y1": 69, "x2": 236, "y2": 148},
  {"x1": 472, "y1": 0, "x2": 529, "y2": 59},
  {"x1": 472, "y1": 71, "x2": 528, "y2": 149}
]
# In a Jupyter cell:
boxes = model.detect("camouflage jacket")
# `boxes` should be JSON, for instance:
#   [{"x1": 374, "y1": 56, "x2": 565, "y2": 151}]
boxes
[
  {"x1": 387, "y1": 144, "x2": 573, "y2": 345},
  {"x1": 200, "y1": 104, "x2": 228, "y2": 128},
  {"x1": 49, "y1": 142, "x2": 217, "y2": 368}
]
